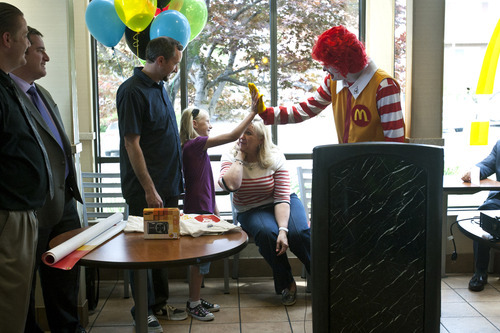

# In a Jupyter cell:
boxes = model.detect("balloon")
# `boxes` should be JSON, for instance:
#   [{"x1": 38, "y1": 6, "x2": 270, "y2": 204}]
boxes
[
  {"x1": 114, "y1": 0, "x2": 157, "y2": 32},
  {"x1": 167, "y1": 0, "x2": 183, "y2": 10},
  {"x1": 85, "y1": 0, "x2": 126, "y2": 47},
  {"x1": 150, "y1": 10, "x2": 191, "y2": 48},
  {"x1": 155, "y1": 6, "x2": 169, "y2": 16},
  {"x1": 125, "y1": 24, "x2": 151, "y2": 60},
  {"x1": 157, "y1": 0, "x2": 171, "y2": 9},
  {"x1": 168, "y1": 0, "x2": 208, "y2": 41}
]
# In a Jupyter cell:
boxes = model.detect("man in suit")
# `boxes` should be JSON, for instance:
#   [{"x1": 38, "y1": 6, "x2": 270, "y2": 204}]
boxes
[
  {"x1": 0, "y1": 4, "x2": 52, "y2": 333},
  {"x1": 461, "y1": 140, "x2": 500, "y2": 292},
  {"x1": 11, "y1": 26, "x2": 86, "y2": 333}
]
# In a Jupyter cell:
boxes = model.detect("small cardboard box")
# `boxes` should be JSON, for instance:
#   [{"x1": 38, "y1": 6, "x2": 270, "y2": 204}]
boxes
[{"x1": 143, "y1": 208, "x2": 180, "y2": 239}]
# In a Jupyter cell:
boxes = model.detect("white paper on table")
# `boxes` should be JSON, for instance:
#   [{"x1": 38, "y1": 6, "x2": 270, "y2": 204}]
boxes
[
  {"x1": 123, "y1": 215, "x2": 144, "y2": 233},
  {"x1": 42, "y1": 212, "x2": 123, "y2": 266},
  {"x1": 471, "y1": 166, "x2": 481, "y2": 185}
]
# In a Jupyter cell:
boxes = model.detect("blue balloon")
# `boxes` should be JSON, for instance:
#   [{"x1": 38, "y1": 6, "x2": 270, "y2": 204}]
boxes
[
  {"x1": 149, "y1": 10, "x2": 191, "y2": 49},
  {"x1": 85, "y1": 0, "x2": 125, "y2": 48}
]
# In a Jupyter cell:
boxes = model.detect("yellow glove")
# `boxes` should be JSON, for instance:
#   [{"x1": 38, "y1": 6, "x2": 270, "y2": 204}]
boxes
[{"x1": 248, "y1": 82, "x2": 266, "y2": 114}]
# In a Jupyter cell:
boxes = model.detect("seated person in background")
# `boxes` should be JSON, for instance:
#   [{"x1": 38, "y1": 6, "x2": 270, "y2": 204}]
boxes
[
  {"x1": 461, "y1": 139, "x2": 500, "y2": 291},
  {"x1": 218, "y1": 119, "x2": 311, "y2": 306}
]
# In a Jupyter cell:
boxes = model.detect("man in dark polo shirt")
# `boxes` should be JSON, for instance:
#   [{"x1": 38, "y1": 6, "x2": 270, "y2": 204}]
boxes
[
  {"x1": 117, "y1": 36, "x2": 186, "y2": 332},
  {"x1": 0, "y1": 3, "x2": 52, "y2": 333}
]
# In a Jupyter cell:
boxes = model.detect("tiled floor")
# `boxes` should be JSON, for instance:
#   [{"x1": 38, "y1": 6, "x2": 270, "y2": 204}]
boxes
[
  {"x1": 85, "y1": 276, "x2": 312, "y2": 332},
  {"x1": 441, "y1": 274, "x2": 500, "y2": 332},
  {"x1": 84, "y1": 273, "x2": 500, "y2": 332}
]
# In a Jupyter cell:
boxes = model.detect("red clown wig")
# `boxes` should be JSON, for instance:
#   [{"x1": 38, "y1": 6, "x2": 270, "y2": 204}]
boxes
[{"x1": 311, "y1": 25, "x2": 368, "y2": 77}]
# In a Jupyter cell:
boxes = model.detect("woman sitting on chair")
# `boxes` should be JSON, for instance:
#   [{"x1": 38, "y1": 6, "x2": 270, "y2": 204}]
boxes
[{"x1": 218, "y1": 119, "x2": 311, "y2": 306}]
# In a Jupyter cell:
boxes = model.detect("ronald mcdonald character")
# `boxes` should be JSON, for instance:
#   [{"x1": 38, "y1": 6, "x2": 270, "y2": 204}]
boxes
[{"x1": 251, "y1": 25, "x2": 405, "y2": 143}]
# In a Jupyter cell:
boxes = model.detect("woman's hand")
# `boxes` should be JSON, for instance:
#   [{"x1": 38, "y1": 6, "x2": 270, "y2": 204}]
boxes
[{"x1": 276, "y1": 230, "x2": 289, "y2": 256}]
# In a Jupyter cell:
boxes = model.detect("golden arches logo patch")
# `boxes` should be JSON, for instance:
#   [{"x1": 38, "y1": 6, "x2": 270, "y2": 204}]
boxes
[
  {"x1": 477, "y1": 18, "x2": 500, "y2": 94},
  {"x1": 351, "y1": 105, "x2": 371, "y2": 127}
]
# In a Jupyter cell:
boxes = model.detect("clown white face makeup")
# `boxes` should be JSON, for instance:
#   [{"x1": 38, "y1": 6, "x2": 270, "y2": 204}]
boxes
[{"x1": 323, "y1": 65, "x2": 346, "y2": 81}]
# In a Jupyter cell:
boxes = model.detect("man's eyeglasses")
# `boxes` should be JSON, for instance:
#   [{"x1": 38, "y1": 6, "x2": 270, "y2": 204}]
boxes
[{"x1": 192, "y1": 108, "x2": 200, "y2": 119}]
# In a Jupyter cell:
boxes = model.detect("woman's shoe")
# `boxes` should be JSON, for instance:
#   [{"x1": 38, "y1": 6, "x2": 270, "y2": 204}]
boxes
[
  {"x1": 186, "y1": 302, "x2": 215, "y2": 321},
  {"x1": 200, "y1": 298, "x2": 220, "y2": 312},
  {"x1": 281, "y1": 288, "x2": 296, "y2": 306}
]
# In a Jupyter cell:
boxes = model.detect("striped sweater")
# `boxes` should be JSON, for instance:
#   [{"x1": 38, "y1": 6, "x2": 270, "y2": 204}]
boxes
[
  {"x1": 259, "y1": 60, "x2": 405, "y2": 143},
  {"x1": 219, "y1": 150, "x2": 291, "y2": 213}
]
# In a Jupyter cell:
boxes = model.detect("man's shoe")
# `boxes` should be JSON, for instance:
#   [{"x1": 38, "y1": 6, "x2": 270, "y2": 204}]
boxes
[
  {"x1": 200, "y1": 298, "x2": 220, "y2": 312},
  {"x1": 469, "y1": 272, "x2": 488, "y2": 292},
  {"x1": 75, "y1": 325, "x2": 87, "y2": 333},
  {"x1": 133, "y1": 314, "x2": 163, "y2": 333},
  {"x1": 154, "y1": 304, "x2": 188, "y2": 321}
]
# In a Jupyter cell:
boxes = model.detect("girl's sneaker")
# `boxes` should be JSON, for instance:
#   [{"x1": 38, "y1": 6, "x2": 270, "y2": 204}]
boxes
[
  {"x1": 186, "y1": 302, "x2": 215, "y2": 321},
  {"x1": 200, "y1": 298, "x2": 220, "y2": 312}
]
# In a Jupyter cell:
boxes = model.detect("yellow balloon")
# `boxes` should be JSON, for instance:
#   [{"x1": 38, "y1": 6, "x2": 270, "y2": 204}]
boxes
[
  {"x1": 168, "y1": 0, "x2": 184, "y2": 11},
  {"x1": 114, "y1": 0, "x2": 157, "y2": 33}
]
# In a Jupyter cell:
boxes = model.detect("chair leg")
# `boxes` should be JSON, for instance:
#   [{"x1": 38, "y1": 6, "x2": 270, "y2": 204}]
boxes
[
  {"x1": 301, "y1": 264, "x2": 307, "y2": 279},
  {"x1": 123, "y1": 269, "x2": 130, "y2": 298},
  {"x1": 223, "y1": 257, "x2": 229, "y2": 294},
  {"x1": 306, "y1": 271, "x2": 311, "y2": 293}
]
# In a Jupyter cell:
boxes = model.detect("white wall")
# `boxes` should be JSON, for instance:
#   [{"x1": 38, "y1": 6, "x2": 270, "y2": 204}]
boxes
[{"x1": 4, "y1": 0, "x2": 94, "y2": 172}]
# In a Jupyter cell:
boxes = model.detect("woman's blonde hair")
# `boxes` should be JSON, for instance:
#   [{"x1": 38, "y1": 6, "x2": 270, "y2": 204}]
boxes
[
  {"x1": 179, "y1": 106, "x2": 204, "y2": 146},
  {"x1": 232, "y1": 118, "x2": 277, "y2": 169}
]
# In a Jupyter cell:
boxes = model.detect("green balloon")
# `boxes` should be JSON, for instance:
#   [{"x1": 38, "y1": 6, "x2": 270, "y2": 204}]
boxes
[{"x1": 168, "y1": 0, "x2": 208, "y2": 41}]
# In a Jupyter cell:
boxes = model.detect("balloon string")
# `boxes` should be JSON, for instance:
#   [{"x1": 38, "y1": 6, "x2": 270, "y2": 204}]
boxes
[{"x1": 133, "y1": 33, "x2": 140, "y2": 58}]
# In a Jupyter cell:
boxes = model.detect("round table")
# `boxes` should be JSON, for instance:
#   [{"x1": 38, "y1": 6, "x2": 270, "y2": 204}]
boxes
[
  {"x1": 457, "y1": 213, "x2": 500, "y2": 251},
  {"x1": 79, "y1": 231, "x2": 248, "y2": 333}
]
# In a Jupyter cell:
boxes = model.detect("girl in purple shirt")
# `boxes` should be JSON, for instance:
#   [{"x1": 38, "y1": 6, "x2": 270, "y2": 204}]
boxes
[{"x1": 179, "y1": 98, "x2": 257, "y2": 320}]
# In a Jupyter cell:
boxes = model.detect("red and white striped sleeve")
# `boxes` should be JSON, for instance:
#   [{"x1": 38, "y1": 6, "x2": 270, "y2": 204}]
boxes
[
  {"x1": 376, "y1": 78, "x2": 405, "y2": 142},
  {"x1": 272, "y1": 153, "x2": 291, "y2": 204},
  {"x1": 273, "y1": 169, "x2": 291, "y2": 204},
  {"x1": 259, "y1": 74, "x2": 333, "y2": 125}
]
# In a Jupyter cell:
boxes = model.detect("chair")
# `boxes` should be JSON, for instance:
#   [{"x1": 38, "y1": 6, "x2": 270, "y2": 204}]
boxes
[
  {"x1": 81, "y1": 172, "x2": 130, "y2": 298},
  {"x1": 296, "y1": 166, "x2": 312, "y2": 292}
]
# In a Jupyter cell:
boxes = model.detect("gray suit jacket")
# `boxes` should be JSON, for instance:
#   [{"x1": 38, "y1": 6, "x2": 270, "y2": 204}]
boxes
[{"x1": 14, "y1": 83, "x2": 83, "y2": 228}]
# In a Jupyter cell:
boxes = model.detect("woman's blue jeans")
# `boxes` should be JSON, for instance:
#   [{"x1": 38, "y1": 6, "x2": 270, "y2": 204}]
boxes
[{"x1": 237, "y1": 193, "x2": 311, "y2": 294}]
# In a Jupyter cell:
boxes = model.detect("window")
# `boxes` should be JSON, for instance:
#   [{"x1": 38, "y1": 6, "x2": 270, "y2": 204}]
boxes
[
  {"x1": 96, "y1": 1, "x2": 366, "y2": 161},
  {"x1": 94, "y1": 1, "x2": 406, "y2": 199},
  {"x1": 443, "y1": 0, "x2": 500, "y2": 207},
  {"x1": 443, "y1": 0, "x2": 500, "y2": 173}
]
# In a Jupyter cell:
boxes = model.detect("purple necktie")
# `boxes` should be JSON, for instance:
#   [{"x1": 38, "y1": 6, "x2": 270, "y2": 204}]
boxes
[{"x1": 27, "y1": 86, "x2": 69, "y2": 179}]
